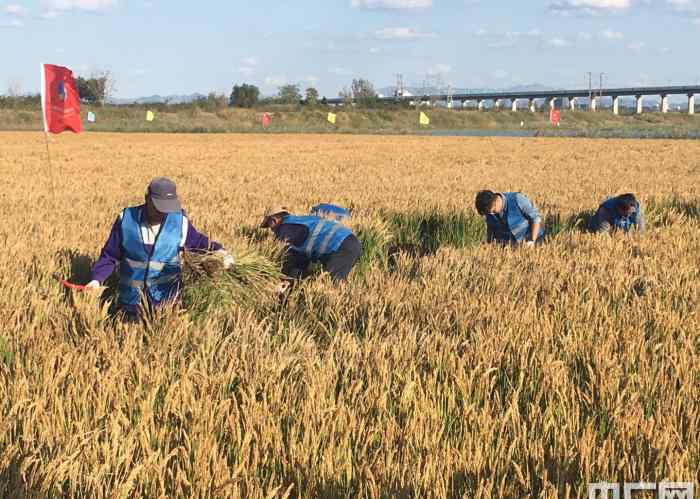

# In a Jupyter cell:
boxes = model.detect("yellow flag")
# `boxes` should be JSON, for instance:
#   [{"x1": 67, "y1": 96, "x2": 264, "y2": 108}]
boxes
[
  {"x1": 419, "y1": 112, "x2": 430, "y2": 125},
  {"x1": 327, "y1": 112, "x2": 337, "y2": 124},
  {"x1": 146, "y1": 110, "x2": 155, "y2": 122}
]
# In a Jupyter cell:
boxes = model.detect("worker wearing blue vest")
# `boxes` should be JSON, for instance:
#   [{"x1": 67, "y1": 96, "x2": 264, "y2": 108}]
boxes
[
  {"x1": 592, "y1": 193, "x2": 645, "y2": 234},
  {"x1": 475, "y1": 190, "x2": 544, "y2": 247},
  {"x1": 261, "y1": 206, "x2": 362, "y2": 285},
  {"x1": 86, "y1": 177, "x2": 233, "y2": 320}
]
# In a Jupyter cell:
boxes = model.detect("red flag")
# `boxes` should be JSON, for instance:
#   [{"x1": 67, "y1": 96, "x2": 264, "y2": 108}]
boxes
[
  {"x1": 41, "y1": 64, "x2": 82, "y2": 134},
  {"x1": 262, "y1": 112, "x2": 271, "y2": 129}
]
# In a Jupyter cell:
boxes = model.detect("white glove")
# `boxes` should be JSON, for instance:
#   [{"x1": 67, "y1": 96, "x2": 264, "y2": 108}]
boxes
[
  {"x1": 217, "y1": 250, "x2": 235, "y2": 270},
  {"x1": 524, "y1": 241, "x2": 535, "y2": 249},
  {"x1": 85, "y1": 279, "x2": 102, "y2": 290},
  {"x1": 276, "y1": 281, "x2": 291, "y2": 295}
]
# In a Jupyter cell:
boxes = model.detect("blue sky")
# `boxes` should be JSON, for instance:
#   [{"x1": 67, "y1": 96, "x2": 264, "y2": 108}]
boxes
[{"x1": 2, "y1": 0, "x2": 700, "y2": 98}]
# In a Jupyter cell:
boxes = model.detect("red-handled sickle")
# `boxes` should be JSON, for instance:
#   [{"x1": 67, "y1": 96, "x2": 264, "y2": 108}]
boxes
[{"x1": 53, "y1": 274, "x2": 87, "y2": 291}]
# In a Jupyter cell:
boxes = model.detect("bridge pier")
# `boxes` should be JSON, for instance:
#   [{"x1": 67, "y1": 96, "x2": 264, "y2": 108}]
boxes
[
  {"x1": 661, "y1": 94, "x2": 669, "y2": 113},
  {"x1": 511, "y1": 99, "x2": 518, "y2": 112},
  {"x1": 477, "y1": 99, "x2": 485, "y2": 112},
  {"x1": 612, "y1": 96, "x2": 619, "y2": 115},
  {"x1": 529, "y1": 99, "x2": 536, "y2": 113},
  {"x1": 689, "y1": 94, "x2": 695, "y2": 115},
  {"x1": 636, "y1": 95, "x2": 644, "y2": 114},
  {"x1": 495, "y1": 99, "x2": 503, "y2": 110},
  {"x1": 569, "y1": 97, "x2": 577, "y2": 111},
  {"x1": 591, "y1": 96, "x2": 598, "y2": 112},
  {"x1": 549, "y1": 97, "x2": 557, "y2": 110}
]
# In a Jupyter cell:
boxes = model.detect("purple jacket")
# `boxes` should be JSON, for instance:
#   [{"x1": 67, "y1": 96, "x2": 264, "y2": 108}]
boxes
[{"x1": 90, "y1": 206, "x2": 222, "y2": 284}]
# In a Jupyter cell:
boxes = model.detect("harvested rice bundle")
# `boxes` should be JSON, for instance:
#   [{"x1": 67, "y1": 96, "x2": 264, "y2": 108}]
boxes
[{"x1": 181, "y1": 249, "x2": 282, "y2": 314}]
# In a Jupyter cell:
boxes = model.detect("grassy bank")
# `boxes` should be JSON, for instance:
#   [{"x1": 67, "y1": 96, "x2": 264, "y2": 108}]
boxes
[{"x1": 3, "y1": 105, "x2": 700, "y2": 135}]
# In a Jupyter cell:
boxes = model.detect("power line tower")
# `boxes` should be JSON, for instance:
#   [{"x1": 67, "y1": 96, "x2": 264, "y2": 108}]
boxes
[{"x1": 394, "y1": 73, "x2": 404, "y2": 99}]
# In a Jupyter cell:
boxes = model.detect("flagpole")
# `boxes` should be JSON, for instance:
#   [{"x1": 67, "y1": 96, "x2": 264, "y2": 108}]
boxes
[
  {"x1": 40, "y1": 64, "x2": 57, "y2": 206},
  {"x1": 43, "y1": 132, "x2": 57, "y2": 203}
]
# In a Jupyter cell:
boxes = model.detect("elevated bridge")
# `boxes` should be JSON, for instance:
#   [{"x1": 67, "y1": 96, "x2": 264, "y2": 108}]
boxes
[{"x1": 324, "y1": 85, "x2": 700, "y2": 115}]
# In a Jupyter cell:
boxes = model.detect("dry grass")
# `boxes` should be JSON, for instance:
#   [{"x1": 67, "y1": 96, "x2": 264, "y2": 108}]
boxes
[{"x1": 1, "y1": 132, "x2": 699, "y2": 498}]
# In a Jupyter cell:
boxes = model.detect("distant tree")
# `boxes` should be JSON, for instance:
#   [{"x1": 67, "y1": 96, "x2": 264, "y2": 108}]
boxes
[
  {"x1": 93, "y1": 70, "x2": 116, "y2": 105},
  {"x1": 339, "y1": 87, "x2": 353, "y2": 107},
  {"x1": 305, "y1": 87, "x2": 319, "y2": 106},
  {"x1": 75, "y1": 71, "x2": 116, "y2": 105},
  {"x1": 76, "y1": 76, "x2": 99, "y2": 103},
  {"x1": 7, "y1": 80, "x2": 22, "y2": 97},
  {"x1": 229, "y1": 83, "x2": 260, "y2": 108},
  {"x1": 207, "y1": 91, "x2": 227, "y2": 110},
  {"x1": 351, "y1": 78, "x2": 377, "y2": 108},
  {"x1": 277, "y1": 84, "x2": 302, "y2": 105}
]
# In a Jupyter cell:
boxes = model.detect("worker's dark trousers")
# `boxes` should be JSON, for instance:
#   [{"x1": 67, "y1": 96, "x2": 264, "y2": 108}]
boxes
[{"x1": 320, "y1": 235, "x2": 363, "y2": 282}]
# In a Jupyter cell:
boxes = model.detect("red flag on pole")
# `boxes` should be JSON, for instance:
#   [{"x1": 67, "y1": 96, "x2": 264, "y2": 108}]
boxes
[
  {"x1": 262, "y1": 112, "x2": 271, "y2": 129},
  {"x1": 41, "y1": 64, "x2": 82, "y2": 134}
]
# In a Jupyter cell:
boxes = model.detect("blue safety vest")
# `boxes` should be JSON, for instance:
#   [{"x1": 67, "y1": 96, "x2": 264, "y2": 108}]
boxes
[
  {"x1": 310, "y1": 203, "x2": 352, "y2": 221},
  {"x1": 601, "y1": 197, "x2": 639, "y2": 233},
  {"x1": 486, "y1": 192, "x2": 543, "y2": 244},
  {"x1": 283, "y1": 215, "x2": 352, "y2": 260},
  {"x1": 118, "y1": 206, "x2": 183, "y2": 307}
]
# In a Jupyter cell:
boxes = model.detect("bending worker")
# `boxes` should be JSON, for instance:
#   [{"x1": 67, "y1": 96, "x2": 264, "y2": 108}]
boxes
[
  {"x1": 592, "y1": 193, "x2": 645, "y2": 234},
  {"x1": 475, "y1": 190, "x2": 544, "y2": 247},
  {"x1": 260, "y1": 206, "x2": 362, "y2": 283},
  {"x1": 87, "y1": 177, "x2": 233, "y2": 319}
]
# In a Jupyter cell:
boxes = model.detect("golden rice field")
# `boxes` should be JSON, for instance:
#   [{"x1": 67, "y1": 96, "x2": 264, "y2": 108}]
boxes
[{"x1": 1, "y1": 131, "x2": 700, "y2": 498}]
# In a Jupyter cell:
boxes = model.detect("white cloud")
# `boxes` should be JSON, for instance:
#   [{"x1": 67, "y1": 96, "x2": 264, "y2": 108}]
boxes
[
  {"x1": 549, "y1": 0, "x2": 631, "y2": 15},
  {"x1": 369, "y1": 46, "x2": 381, "y2": 53},
  {"x1": 491, "y1": 69, "x2": 509, "y2": 79},
  {"x1": 351, "y1": 0, "x2": 432, "y2": 9},
  {"x1": 600, "y1": 29, "x2": 624, "y2": 39},
  {"x1": 235, "y1": 57, "x2": 257, "y2": 76},
  {"x1": 264, "y1": 75, "x2": 287, "y2": 87},
  {"x1": 41, "y1": 0, "x2": 117, "y2": 12},
  {"x1": 476, "y1": 28, "x2": 544, "y2": 48},
  {"x1": 627, "y1": 40, "x2": 644, "y2": 49},
  {"x1": 375, "y1": 26, "x2": 434, "y2": 40},
  {"x1": 0, "y1": 17, "x2": 23, "y2": 27},
  {"x1": 3, "y1": 4, "x2": 24, "y2": 14},
  {"x1": 303, "y1": 75, "x2": 320, "y2": 85},
  {"x1": 547, "y1": 37, "x2": 569, "y2": 47},
  {"x1": 329, "y1": 67, "x2": 352, "y2": 75},
  {"x1": 666, "y1": 0, "x2": 698, "y2": 11},
  {"x1": 427, "y1": 63, "x2": 452, "y2": 75}
]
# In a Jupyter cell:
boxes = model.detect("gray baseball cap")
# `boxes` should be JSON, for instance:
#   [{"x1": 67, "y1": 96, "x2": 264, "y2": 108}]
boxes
[{"x1": 147, "y1": 177, "x2": 182, "y2": 213}]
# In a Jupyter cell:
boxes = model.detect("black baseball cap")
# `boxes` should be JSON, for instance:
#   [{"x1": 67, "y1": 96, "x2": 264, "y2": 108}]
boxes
[{"x1": 147, "y1": 177, "x2": 181, "y2": 213}]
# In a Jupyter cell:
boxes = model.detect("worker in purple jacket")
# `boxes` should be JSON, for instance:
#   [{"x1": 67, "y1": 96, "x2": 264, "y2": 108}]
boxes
[{"x1": 86, "y1": 177, "x2": 233, "y2": 319}]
